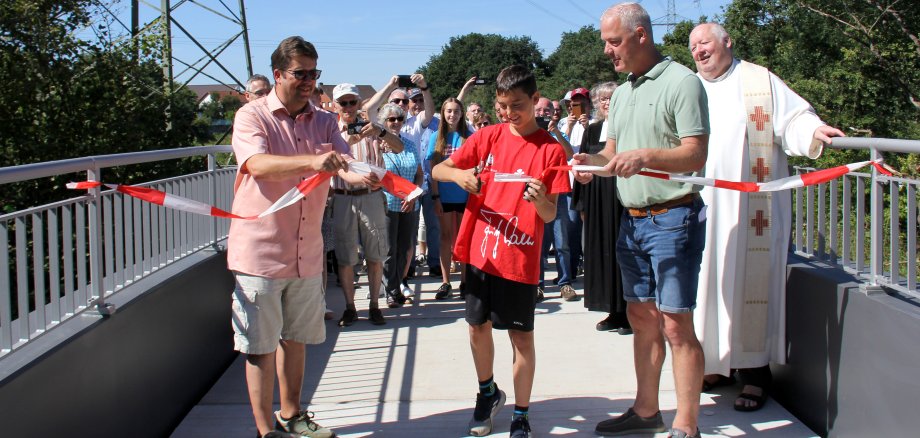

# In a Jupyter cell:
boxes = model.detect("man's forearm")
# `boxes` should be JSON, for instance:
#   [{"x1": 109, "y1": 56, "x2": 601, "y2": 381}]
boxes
[{"x1": 244, "y1": 153, "x2": 315, "y2": 181}]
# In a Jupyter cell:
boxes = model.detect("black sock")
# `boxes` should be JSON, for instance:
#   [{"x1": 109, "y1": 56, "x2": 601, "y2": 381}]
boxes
[
  {"x1": 513, "y1": 405, "x2": 529, "y2": 419},
  {"x1": 479, "y1": 376, "x2": 496, "y2": 397}
]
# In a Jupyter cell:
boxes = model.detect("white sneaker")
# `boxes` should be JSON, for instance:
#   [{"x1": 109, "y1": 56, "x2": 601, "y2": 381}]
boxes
[{"x1": 401, "y1": 282, "x2": 414, "y2": 298}]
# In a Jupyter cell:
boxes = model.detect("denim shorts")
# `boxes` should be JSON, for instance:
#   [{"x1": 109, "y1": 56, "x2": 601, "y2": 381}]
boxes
[{"x1": 616, "y1": 198, "x2": 706, "y2": 313}]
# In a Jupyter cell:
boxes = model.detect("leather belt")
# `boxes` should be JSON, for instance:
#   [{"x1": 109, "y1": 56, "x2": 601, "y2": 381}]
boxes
[
  {"x1": 333, "y1": 188, "x2": 379, "y2": 196},
  {"x1": 626, "y1": 193, "x2": 699, "y2": 217}
]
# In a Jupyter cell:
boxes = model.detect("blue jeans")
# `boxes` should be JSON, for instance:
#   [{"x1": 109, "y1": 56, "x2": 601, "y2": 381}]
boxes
[
  {"x1": 616, "y1": 197, "x2": 706, "y2": 313},
  {"x1": 420, "y1": 189, "x2": 441, "y2": 268},
  {"x1": 539, "y1": 193, "x2": 572, "y2": 287}
]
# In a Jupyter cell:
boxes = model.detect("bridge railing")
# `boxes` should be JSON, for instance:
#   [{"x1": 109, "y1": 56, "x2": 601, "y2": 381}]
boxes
[
  {"x1": 0, "y1": 146, "x2": 235, "y2": 358},
  {"x1": 793, "y1": 137, "x2": 920, "y2": 299}
]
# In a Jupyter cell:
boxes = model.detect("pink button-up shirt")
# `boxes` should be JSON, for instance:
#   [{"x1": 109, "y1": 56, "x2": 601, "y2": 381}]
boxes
[{"x1": 228, "y1": 90, "x2": 349, "y2": 279}]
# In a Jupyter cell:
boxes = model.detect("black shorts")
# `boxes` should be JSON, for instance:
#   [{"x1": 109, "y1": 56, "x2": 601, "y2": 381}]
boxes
[
  {"x1": 441, "y1": 202, "x2": 466, "y2": 213},
  {"x1": 465, "y1": 265, "x2": 538, "y2": 332}
]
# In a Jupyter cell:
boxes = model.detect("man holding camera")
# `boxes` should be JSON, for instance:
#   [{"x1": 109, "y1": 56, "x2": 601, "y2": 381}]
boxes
[{"x1": 332, "y1": 83, "x2": 405, "y2": 326}]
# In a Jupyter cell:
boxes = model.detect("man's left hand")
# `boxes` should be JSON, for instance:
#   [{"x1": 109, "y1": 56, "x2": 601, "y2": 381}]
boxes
[
  {"x1": 411, "y1": 73, "x2": 427, "y2": 90},
  {"x1": 363, "y1": 172, "x2": 382, "y2": 190},
  {"x1": 605, "y1": 149, "x2": 647, "y2": 178}
]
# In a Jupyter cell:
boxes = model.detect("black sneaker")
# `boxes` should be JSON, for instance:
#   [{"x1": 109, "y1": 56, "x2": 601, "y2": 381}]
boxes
[
  {"x1": 386, "y1": 291, "x2": 406, "y2": 308},
  {"x1": 368, "y1": 307, "x2": 386, "y2": 325},
  {"x1": 468, "y1": 388, "x2": 506, "y2": 436},
  {"x1": 536, "y1": 287, "x2": 545, "y2": 303},
  {"x1": 510, "y1": 415, "x2": 532, "y2": 438},
  {"x1": 595, "y1": 407, "x2": 665, "y2": 436},
  {"x1": 338, "y1": 308, "x2": 357, "y2": 327},
  {"x1": 435, "y1": 282, "x2": 452, "y2": 300}
]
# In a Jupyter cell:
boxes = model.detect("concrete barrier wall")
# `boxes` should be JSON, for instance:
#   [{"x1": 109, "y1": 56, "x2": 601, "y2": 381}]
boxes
[
  {"x1": 0, "y1": 250, "x2": 237, "y2": 438},
  {"x1": 775, "y1": 255, "x2": 920, "y2": 437}
]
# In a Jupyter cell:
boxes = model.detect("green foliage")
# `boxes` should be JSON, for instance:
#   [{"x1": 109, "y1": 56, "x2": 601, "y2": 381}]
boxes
[
  {"x1": 541, "y1": 26, "x2": 620, "y2": 100},
  {"x1": 0, "y1": 0, "x2": 204, "y2": 212},
  {"x1": 659, "y1": 21, "x2": 698, "y2": 69},
  {"x1": 419, "y1": 33, "x2": 545, "y2": 114}
]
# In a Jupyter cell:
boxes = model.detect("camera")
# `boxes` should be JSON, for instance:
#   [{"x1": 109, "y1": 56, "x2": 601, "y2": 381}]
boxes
[
  {"x1": 536, "y1": 116, "x2": 551, "y2": 130},
  {"x1": 397, "y1": 75, "x2": 413, "y2": 88},
  {"x1": 347, "y1": 120, "x2": 368, "y2": 135},
  {"x1": 474, "y1": 77, "x2": 490, "y2": 86}
]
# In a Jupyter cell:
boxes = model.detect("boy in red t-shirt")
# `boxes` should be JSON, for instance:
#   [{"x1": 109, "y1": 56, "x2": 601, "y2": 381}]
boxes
[{"x1": 432, "y1": 65, "x2": 570, "y2": 437}]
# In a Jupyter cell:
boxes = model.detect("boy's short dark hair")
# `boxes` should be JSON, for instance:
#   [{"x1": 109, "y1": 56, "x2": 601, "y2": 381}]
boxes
[
  {"x1": 496, "y1": 65, "x2": 537, "y2": 97},
  {"x1": 271, "y1": 36, "x2": 318, "y2": 71}
]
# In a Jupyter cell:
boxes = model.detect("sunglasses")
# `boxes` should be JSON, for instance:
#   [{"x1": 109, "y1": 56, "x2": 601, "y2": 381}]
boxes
[
  {"x1": 410, "y1": 97, "x2": 424, "y2": 103},
  {"x1": 386, "y1": 116, "x2": 405, "y2": 123},
  {"x1": 285, "y1": 69, "x2": 322, "y2": 81},
  {"x1": 476, "y1": 122, "x2": 490, "y2": 127},
  {"x1": 337, "y1": 99, "x2": 358, "y2": 107},
  {"x1": 390, "y1": 98, "x2": 409, "y2": 105}
]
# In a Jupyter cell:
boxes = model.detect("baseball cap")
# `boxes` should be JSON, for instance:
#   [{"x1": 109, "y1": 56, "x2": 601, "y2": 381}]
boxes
[
  {"x1": 570, "y1": 87, "x2": 590, "y2": 99},
  {"x1": 561, "y1": 90, "x2": 572, "y2": 103},
  {"x1": 408, "y1": 88, "x2": 423, "y2": 99},
  {"x1": 332, "y1": 83, "x2": 360, "y2": 101}
]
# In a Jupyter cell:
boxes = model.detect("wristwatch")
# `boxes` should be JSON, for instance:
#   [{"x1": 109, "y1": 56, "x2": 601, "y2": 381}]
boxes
[
  {"x1": 431, "y1": 194, "x2": 440, "y2": 200},
  {"x1": 418, "y1": 84, "x2": 429, "y2": 91}
]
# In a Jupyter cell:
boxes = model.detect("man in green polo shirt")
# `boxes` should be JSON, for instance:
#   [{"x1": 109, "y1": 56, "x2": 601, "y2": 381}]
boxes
[{"x1": 574, "y1": 3, "x2": 709, "y2": 438}]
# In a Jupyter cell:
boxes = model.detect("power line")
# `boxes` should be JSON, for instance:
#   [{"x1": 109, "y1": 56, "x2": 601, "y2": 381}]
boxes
[
  {"x1": 565, "y1": 0, "x2": 597, "y2": 22},
  {"x1": 524, "y1": 0, "x2": 582, "y2": 28}
]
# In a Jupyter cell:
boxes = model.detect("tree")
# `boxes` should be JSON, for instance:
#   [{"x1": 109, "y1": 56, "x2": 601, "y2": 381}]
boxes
[
  {"x1": 659, "y1": 20, "x2": 699, "y2": 69},
  {"x1": 419, "y1": 33, "x2": 545, "y2": 114},
  {"x1": 795, "y1": 0, "x2": 920, "y2": 110},
  {"x1": 542, "y1": 26, "x2": 620, "y2": 100},
  {"x1": 0, "y1": 0, "x2": 203, "y2": 212}
]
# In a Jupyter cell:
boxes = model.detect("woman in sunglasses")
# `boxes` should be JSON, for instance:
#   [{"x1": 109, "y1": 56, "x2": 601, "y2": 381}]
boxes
[
  {"x1": 427, "y1": 97, "x2": 472, "y2": 300},
  {"x1": 378, "y1": 103, "x2": 424, "y2": 307}
]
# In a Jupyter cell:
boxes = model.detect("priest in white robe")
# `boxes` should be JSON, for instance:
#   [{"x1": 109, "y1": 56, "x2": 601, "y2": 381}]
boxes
[{"x1": 688, "y1": 23, "x2": 845, "y2": 411}]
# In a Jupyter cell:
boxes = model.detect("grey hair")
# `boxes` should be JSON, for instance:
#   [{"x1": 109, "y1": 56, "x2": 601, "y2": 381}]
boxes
[
  {"x1": 689, "y1": 22, "x2": 730, "y2": 51},
  {"x1": 601, "y1": 2, "x2": 653, "y2": 41},
  {"x1": 377, "y1": 103, "x2": 406, "y2": 125},
  {"x1": 246, "y1": 74, "x2": 271, "y2": 92},
  {"x1": 590, "y1": 81, "x2": 618, "y2": 106}
]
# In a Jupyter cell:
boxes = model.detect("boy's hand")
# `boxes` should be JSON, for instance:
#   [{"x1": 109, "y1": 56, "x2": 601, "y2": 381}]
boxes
[
  {"x1": 456, "y1": 167, "x2": 481, "y2": 195},
  {"x1": 522, "y1": 178, "x2": 547, "y2": 203}
]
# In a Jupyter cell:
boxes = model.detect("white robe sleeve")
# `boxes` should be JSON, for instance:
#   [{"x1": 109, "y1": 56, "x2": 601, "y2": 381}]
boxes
[{"x1": 770, "y1": 72, "x2": 826, "y2": 159}]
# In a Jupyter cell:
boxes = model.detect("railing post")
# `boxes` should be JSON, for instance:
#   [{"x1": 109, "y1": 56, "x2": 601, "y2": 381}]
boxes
[
  {"x1": 208, "y1": 153, "x2": 218, "y2": 249},
  {"x1": 862, "y1": 147, "x2": 885, "y2": 295},
  {"x1": 87, "y1": 164, "x2": 117, "y2": 314}
]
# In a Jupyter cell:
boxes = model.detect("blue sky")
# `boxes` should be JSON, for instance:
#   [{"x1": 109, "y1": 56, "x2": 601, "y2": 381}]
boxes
[{"x1": 122, "y1": 0, "x2": 732, "y2": 89}]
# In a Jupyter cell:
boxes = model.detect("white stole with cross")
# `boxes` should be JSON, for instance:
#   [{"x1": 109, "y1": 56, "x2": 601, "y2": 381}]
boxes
[{"x1": 739, "y1": 61, "x2": 773, "y2": 352}]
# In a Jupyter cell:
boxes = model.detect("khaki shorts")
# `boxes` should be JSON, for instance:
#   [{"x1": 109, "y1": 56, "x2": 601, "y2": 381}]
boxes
[
  {"x1": 332, "y1": 191, "x2": 389, "y2": 265},
  {"x1": 231, "y1": 273, "x2": 326, "y2": 355}
]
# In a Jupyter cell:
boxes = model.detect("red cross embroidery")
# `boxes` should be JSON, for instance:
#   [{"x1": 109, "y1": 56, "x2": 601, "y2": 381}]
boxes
[
  {"x1": 752, "y1": 157, "x2": 771, "y2": 182},
  {"x1": 751, "y1": 210, "x2": 770, "y2": 236},
  {"x1": 749, "y1": 106, "x2": 771, "y2": 131}
]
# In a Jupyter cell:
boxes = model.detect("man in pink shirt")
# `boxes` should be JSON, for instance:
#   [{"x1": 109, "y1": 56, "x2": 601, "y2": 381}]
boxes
[{"x1": 229, "y1": 36, "x2": 360, "y2": 438}]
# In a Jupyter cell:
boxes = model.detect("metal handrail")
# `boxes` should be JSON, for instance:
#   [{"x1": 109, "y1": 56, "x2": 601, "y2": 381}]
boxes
[
  {"x1": 0, "y1": 146, "x2": 236, "y2": 357},
  {"x1": 797, "y1": 137, "x2": 920, "y2": 297}
]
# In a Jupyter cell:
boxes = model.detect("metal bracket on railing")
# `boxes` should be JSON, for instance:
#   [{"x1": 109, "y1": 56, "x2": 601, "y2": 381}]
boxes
[
  {"x1": 90, "y1": 300, "x2": 117, "y2": 316},
  {"x1": 860, "y1": 282, "x2": 885, "y2": 296}
]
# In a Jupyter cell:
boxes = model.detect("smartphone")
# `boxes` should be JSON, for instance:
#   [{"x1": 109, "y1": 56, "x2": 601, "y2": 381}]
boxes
[
  {"x1": 397, "y1": 75, "x2": 413, "y2": 88},
  {"x1": 346, "y1": 120, "x2": 368, "y2": 135},
  {"x1": 571, "y1": 102, "x2": 583, "y2": 118},
  {"x1": 474, "y1": 77, "x2": 489, "y2": 86},
  {"x1": 536, "y1": 116, "x2": 550, "y2": 130}
]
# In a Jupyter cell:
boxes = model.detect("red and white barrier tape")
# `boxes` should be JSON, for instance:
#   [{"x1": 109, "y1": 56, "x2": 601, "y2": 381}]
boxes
[
  {"x1": 67, "y1": 162, "x2": 423, "y2": 220},
  {"x1": 546, "y1": 159, "x2": 891, "y2": 192}
]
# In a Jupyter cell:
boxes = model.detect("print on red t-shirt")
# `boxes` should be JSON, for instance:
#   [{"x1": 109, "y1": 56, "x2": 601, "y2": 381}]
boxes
[{"x1": 450, "y1": 124, "x2": 570, "y2": 285}]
